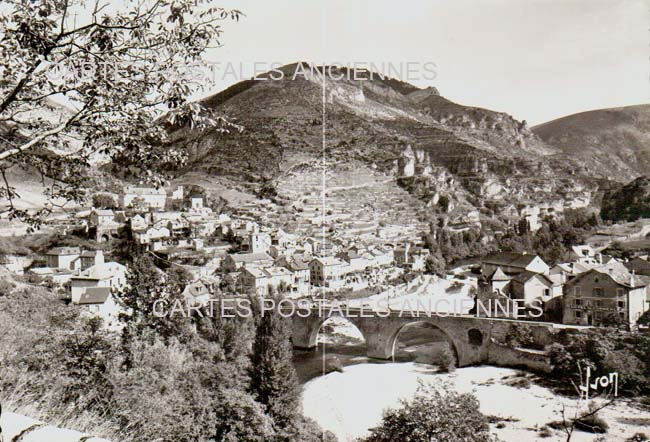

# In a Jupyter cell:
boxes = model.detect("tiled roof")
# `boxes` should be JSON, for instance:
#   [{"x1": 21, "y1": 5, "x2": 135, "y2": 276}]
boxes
[
  {"x1": 490, "y1": 267, "x2": 511, "y2": 281},
  {"x1": 46, "y1": 246, "x2": 80, "y2": 256},
  {"x1": 230, "y1": 252, "x2": 273, "y2": 263},
  {"x1": 483, "y1": 252, "x2": 540, "y2": 268},
  {"x1": 77, "y1": 287, "x2": 111, "y2": 304},
  {"x1": 311, "y1": 256, "x2": 345, "y2": 267},
  {"x1": 92, "y1": 209, "x2": 115, "y2": 216},
  {"x1": 510, "y1": 270, "x2": 552, "y2": 286}
]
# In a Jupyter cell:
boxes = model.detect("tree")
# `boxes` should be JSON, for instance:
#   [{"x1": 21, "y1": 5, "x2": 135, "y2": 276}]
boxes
[
  {"x1": 115, "y1": 254, "x2": 191, "y2": 365},
  {"x1": 250, "y1": 308, "x2": 300, "y2": 431},
  {"x1": 361, "y1": 382, "x2": 496, "y2": 442},
  {"x1": 92, "y1": 193, "x2": 116, "y2": 209},
  {"x1": 425, "y1": 253, "x2": 446, "y2": 275},
  {"x1": 0, "y1": 0, "x2": 242, "y2": 227}
]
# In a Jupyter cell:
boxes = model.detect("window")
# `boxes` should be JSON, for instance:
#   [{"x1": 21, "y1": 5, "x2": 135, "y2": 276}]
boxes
[
  {"x1": 618, "y1": 300, "x2": 625, "y2": 309},
  {"x1": 593, "y1": 288, "x2": 604, "y2": 297},
  {"x1": 595, "y1": 311, "x2": 602, "y2": 320},
  {"x1": 573, "y1": 299, "x2": 582, "y2": 307},
  {"x1": 543, "y1": 288, "x2": 551, "y2": 297},
  {"x1": 595, "y1": 300, "x2": 603, "y2": 308},
  {"x1": 574, "y1": 286, "x2": 582, "y2": 296},
  {"x1": 616, "y1": 288, "x2": 626, "y2": 298},
  {"x1": 574, "y1": 311, "x2": 582, "y2": 319}
]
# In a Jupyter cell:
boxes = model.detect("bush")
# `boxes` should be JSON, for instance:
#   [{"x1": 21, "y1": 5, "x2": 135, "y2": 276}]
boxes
[
  {"x1": 504, "y1": 324, "x2": 535, "y2": 348},
  {"x1": 574, "y1": 412, "x2": 609, "y2": 434},
  {"x1": 628, "y1": 433, "x2": 649, "y2": 442},
  {"x1": 360, "y1": 383, "x2": 493, "y2": 442},
  {"x1": 538, "y1": 426, "x2": 553, "y2": 438},
  {"x1": 432, "y1": 346, "x2": 456, "y2": 373}
]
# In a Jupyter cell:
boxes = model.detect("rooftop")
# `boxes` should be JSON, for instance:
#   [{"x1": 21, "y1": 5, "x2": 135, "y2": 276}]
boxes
[
  {"x1": 46, "y1": 246, "x2": 81, "y2": 256},
  {"x1": 77, "y1": 287, "x2": 111, "y2": 305},
  {"x1": 483, "y1": 252, "x2": 542, "y2": 268},
  {"x1": 230, "y1": 252, "x2": 273, "y2": 263}
]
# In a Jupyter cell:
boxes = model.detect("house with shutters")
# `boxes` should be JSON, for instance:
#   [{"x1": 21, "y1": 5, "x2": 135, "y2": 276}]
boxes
[
  {"x1": 45, "y1": 246, "x2": 81, "y2": 270},
  {"x1": 309, "y1": 256, "x2": 348, "y2": 289},
  {"x1": 562, "y1": 260, "x2": 650, "y2": 327}
]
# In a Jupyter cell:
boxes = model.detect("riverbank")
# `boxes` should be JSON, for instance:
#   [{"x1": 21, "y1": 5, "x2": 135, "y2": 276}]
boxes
[{"x1": 301, "y1": 363, "x2": 650, "y2": 442}]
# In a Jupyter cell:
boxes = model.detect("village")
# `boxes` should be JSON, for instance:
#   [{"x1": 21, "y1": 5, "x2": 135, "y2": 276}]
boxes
[{"x1": 1, "y1": 182, "x2": 648, "y2": 333}]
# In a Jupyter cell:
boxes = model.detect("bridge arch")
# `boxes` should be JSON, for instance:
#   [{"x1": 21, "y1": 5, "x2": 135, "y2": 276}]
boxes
[
  {"x1": 388, "y1": 320, "x2": 460, "y2": 366},
  {"x1": 292, "y1": 314, "x2": 368, "y2": 349},
  {"x1": 317, "y1": 316, "x2": 366, "y2": 346}
]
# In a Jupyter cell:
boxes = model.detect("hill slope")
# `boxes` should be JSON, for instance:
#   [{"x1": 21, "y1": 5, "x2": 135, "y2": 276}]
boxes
[
  {"x1": 168, "y1": 63, "x2": 601, "y2": 235},
  {"x1": 533, "y1": 104, "x2": 650, "y2": 182}
]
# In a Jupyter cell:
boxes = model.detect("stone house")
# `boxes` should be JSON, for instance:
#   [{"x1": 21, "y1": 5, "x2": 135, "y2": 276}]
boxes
[
  {"x1": 238, "y1": 267, "x2": 269, "y2": 295},
  {"x1": 562, "y1": 263, "x2": 650, "y2": 327},
  {"x1": 45, "y1": 246, "x2": 81, "y2": 270},
  {"x1": 222, "y1": 252, "x2": 274, "y2": 272},
  {"x1": 80, "y1": 249, "x2": 104, "y2": 270},
  {"x1": 337, "y1": 250, "x2": 368, "y2": 273},
  {"x1": 509, "y1": 271, "x2": 559, "y2": 311},
  {"x1": 89, "y1": 209, "x2": 115, "y2": 227},
  {"x1": 70, "y1": 262, "x2": 127, "y2": 304},
  {"x1": 77, "y1": 287, "x2": 122, "y2": 329},
  {"x1": 248, "y1": 232, "x2": 272, "y2": 254},
  {"x1": 309, "y1": 257, "x2": 348, "y2": 289},
  {"x1": 482, "y1": 252, "x2": 549, "y2": 277},
  {"x1": 120, "y1": 186, "x2": 166, "y2": 209}
]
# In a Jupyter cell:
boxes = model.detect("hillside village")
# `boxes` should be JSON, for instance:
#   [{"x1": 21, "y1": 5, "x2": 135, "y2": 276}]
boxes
[{"x1": 2, "y1": 180, "x2": 649, "y2": 332}]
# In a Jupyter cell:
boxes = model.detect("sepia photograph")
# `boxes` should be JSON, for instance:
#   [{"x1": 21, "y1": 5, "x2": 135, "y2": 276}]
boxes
[{"x1": 0, "y1": 0, "x2": 649, "y2": 441}]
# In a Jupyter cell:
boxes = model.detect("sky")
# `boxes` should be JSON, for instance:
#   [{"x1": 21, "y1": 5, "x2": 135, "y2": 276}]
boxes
[{"x1": 202, "y1": 0, "x2": 648, "y2": 125}]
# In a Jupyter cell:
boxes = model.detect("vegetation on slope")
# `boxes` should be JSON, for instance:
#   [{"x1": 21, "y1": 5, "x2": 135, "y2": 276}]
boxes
[{"x1": 601, "y1": 176, "x2": 650, "y2": 222}]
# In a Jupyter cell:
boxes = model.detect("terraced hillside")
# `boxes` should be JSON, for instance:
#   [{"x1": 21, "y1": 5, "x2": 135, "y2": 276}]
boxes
[{"x1": 169, "y1": 63, "x2": 601, "y2": 232}]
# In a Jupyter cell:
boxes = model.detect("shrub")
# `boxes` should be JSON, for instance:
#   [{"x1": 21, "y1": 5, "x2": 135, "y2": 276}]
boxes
[
  {"x1": 432, "y1": 346, "x2": 456, "y2": 373},
  {"x1": 538, "y1": 426, "x2": 553, "y2": 438},
  {"x1": 574, "y1": 412, "x2": 609, "y2": 434},
  {"x1": 360, "y1": 383, "x2": 493, "y2": 442},
  {"x1": 627, "y1": 433, "x2": 649, "y2": 442},
  {"x1": 504, "y1": 324, "x2": 535, "y2": 348}
]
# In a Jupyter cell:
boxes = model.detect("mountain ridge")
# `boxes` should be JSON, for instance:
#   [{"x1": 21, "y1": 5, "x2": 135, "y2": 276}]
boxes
[{"x1": 532, "y1": 104, "x2": 650, "y2": 182}]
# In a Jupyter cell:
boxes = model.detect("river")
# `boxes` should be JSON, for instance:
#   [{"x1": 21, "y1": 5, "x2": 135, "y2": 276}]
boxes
[{"x1": 295, "y1": 321, "x2": 650, "y2": 442}]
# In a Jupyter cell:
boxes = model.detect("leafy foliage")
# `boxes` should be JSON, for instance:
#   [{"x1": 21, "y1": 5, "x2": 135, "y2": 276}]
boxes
[
  {"x1": 360, "y1": 382, "x2": 496, "y2": 442},
  {"x1": 548, "y1": 329, "x2": 650, "y2": 396},
  {"x1": 601, "y1": 176, "x2": 650, "y2": 222},
  {"x1": 250, "y1": 308, "x2": 300, "y2": 430},
  {"x1": 0, "y1": 0, "x2": 242, "y2": 226}
]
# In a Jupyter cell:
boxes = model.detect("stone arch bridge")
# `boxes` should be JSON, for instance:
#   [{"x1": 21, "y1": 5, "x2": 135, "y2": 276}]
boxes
[{"x1": 289, "y1": 307, "x2": 557, "y2": 372}]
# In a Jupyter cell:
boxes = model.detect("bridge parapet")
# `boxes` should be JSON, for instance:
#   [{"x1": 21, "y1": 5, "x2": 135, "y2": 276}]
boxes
[{"x1": 289, "y1": 307, "x2": 554, "y2": 371}]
